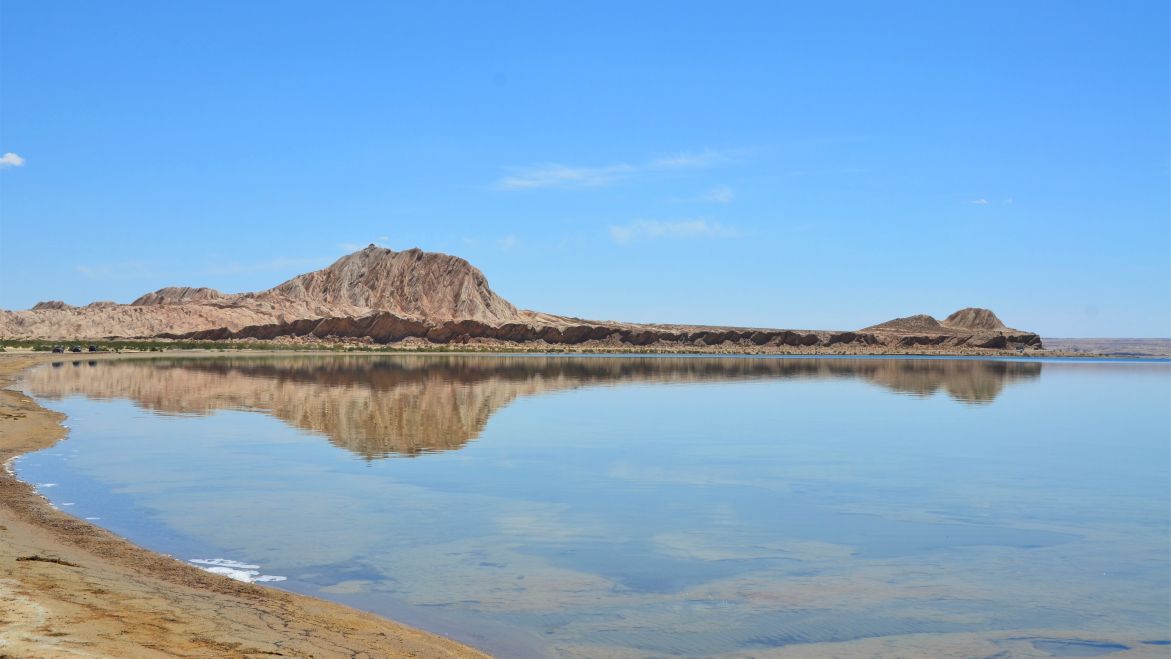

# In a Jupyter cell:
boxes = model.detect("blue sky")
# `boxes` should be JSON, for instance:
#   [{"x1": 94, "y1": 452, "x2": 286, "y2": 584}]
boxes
[{"x1": 1, "y1": 1, "x2": 1167, "y2": 336}]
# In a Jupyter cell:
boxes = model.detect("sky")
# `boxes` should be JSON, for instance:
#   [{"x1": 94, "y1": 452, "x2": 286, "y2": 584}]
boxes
[{"x1": 0, "y1": 1, "x2": 1167, "y2": 337}]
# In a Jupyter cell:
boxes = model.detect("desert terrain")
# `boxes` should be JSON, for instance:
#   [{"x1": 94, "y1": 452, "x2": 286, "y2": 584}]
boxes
[{"x1": 1, "y1": 245, "x2": 1042, "y2": 354}]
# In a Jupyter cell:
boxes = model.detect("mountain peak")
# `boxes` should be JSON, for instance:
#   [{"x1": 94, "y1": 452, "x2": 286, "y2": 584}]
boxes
[
  {"x1": 863, "y1": 314, "x2": 943, "y2": 332},
  {"x1": 942, "y1": 307, "x2": 1007, "y2": 330},
  {"x1": 267, "y1": 246, "x2": 519, "y2": 324}
]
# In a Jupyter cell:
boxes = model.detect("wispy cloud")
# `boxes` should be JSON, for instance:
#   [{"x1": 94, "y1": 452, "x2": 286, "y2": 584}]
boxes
[
  {"x1": 701, "y1": 185, "x2": 735, "y2": 203},
  {"x1": 494, "y1": 150, "x2": 730, "y2": 190},
  {"x1": 0, "y1": 152, "x2": 25, "y2": 168},
  {"x1": 967, "y1": 197, "x2": 1014, "y2": 206},
  {"x1": 609, "y1": 219, "x2": 741, "y2": 245}
]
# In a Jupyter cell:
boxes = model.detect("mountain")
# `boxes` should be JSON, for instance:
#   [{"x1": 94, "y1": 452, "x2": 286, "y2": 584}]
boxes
[
  {"x1": 0, "y1": 245, "x2": 1041, "y2": 352},
  {"x1": 266, "y1": 245, "x2": 518, "y2": 323},
  {"x1": 942, "y1": 307, "x2": 1007, "y2": 331},
  {"x1": 1, "y1": 245, "x2": 520, "y2": 338}
]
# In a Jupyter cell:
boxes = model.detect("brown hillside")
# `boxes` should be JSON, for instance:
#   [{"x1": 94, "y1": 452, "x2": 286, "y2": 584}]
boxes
[
  {"x1": 1, "y1": 245, "x2": 521, "y2": 338},
  {"x1": 0, "y1": 248, "x2": 1040, "y2": 352},
  {"x1": 266, "y1": 245, "x2": 518, "y2": 323},
  {"x1": 863, "y1": 314, "x2": 943, "y2": 333},
  {"x1": 943, "y1": 307, "x2": 1008, "y2": 331}
]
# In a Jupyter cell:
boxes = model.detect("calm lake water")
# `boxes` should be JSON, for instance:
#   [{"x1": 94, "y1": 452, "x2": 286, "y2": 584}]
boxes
[{"x1": 15, "y1": 355, "x2": 1171, "y2": 657}]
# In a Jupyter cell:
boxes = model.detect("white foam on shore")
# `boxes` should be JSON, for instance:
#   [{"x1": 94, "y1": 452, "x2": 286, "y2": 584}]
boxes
[
  {"x1": 37, "y1": 483, "x2": 58, "y2": 488},
  {"x1": 190, "y1": 558, "x2": 259, "y2": 569},
  {"x1": 189, "y1": 558, "x2": 286, "y2": 583}
]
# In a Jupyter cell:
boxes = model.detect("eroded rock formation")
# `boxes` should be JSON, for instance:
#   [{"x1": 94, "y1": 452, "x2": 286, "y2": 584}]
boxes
[{"x1": 1, "y1": 245, "x2": 1041, "y2": 352}]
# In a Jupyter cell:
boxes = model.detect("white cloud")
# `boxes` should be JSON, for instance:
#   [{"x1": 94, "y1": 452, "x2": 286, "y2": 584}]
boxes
[
  {"x1": 701, "y1": 185, "x2": 735, "y2": 203},
  {"x1": 496, "y1": 235, "x2": 518, "y2": 249},
  {"x1": 609, "y1": 219, "x2": 741, "y2": 245},
  {"x1": 1002, "y1": 197, "x2": 1014, "y2": 205},
  {"x1": 0, "y1": 152, "x2": 25, "y2": 168},
  {"x1": 496, "y1": 162, "x2": 634, "y2": 189},
  {"x1": 494, "y1": 150, "x2": 729, "y2": 190},
  {"x1": 967, "y1": 198, "x2": 989, "y2": 205},
  {"x1": 650, "y1": 151, "x2": 727, "y2": 168}
]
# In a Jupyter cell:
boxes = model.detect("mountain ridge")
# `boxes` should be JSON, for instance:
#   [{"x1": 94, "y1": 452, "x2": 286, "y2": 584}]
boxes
[{"x1": 1, "y1": 245, "x2": 1041, "y2": 352}]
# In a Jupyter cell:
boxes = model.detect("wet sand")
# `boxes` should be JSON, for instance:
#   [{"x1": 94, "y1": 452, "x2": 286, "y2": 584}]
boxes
[{"x1": 0, "y1": 352, "x2": 489, "y2": 658}]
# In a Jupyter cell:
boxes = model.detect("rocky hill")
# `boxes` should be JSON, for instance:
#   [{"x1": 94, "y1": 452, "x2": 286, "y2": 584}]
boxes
[
  {"x1": 0, "y1": 245, "x2": 1041, "y2": 352},
  {"x1": 266, "y1": 246, "x2": 518, "y2": 322},
  {"x1": 1, "y1": 245, "x2": 519, "y2": 339},
  {"x1": 943, "y1": 307, "x2": 1007, "y2": 330}
]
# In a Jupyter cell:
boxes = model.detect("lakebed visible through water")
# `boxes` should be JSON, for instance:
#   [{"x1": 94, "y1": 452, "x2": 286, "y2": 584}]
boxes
[{"x1": 14, "y1": 355, "x2": 1171, "y2": 657}]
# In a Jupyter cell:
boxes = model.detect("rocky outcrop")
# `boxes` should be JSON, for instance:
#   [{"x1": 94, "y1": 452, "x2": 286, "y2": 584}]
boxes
[
  {"x1": 164, "y1": 309, "x2": 1040, "y2": 352},
  {"x1": 266, "y1": 245, "x2": 518, "y2": 324},
  {"x1": 166, "y1": 312, "x2": 863, "y2": 349},
  {"x1": 131, "y1": 287, "x2": 225, "y2": 306},
  {"x1": 0, "y1": 245, "x2": 521, "y2": 339},
  {"x1": 858, "y1": 308, "x2": 1040, "y2": 351},
  {"x1": 0, "y1": 248, "x2": 1042, "y2": 353},
  {"x1": 942, "y1": 307, "x2": 1007, "y2": 331},
  {"x1": 864, "y1": 314, "x2": 944, "y2": 333},
  {"x1": 31, "y1": 300, "x2": 74, "y2": 311}
]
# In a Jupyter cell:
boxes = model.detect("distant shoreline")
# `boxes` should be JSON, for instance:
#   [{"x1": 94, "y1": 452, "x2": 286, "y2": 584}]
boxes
[{"x1": 3, "y1": 337, "x2": 1169, "y2": 359}]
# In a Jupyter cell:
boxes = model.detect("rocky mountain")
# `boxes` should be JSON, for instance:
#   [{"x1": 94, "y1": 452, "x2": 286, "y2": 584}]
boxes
[
  {"x1": 265, "y1": 246, "x2": 518, "y2": 323},
  {"x1": 2, "y1": 245, "x2": 520, "y2": 339},
  {"x1": 942, "y1": 307, "x2": 1007, "y2": 330},
  {"x1": 0, "y1": 245, "x2": 1041, "y2": 352},
  {"x1": 131, "y1": 287, "x2": 225, "y2": 306}
]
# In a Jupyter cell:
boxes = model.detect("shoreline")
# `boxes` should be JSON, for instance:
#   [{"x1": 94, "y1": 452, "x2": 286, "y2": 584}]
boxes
[
  {"x1": 0, "y1": 352, "x2": 490, "y2": 658},
  {"x1": 3, "y1": 341, "x2": 1166, "y2": 360}
]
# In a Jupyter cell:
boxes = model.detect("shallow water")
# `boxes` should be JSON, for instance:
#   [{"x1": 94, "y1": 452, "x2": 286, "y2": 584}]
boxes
[{"x1": 15, "y1": 355, "x2": 1171, "y2": 656}]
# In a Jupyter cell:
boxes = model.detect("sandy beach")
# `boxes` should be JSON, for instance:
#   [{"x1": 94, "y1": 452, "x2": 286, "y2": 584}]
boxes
[{"x1": 0, "y1": 352, "x2": 489, "y2": 659}]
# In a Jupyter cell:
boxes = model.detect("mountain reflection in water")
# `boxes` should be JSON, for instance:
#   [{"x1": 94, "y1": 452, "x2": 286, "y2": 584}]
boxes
[
  {"x1": 19, "y1": 355, "x2": 1169, "y2": 657},
  {"x1": 27, "y1": 355, "x2": 1039, "y2": 458},
  {"x1": 27, "y1": 356, "x2": 1040, "y2": 460}
]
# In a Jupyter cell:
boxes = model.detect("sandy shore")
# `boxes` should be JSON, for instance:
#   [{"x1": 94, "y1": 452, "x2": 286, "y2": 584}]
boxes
[{"x1": 0, "y1": 352, "x2": 490, "y2": 659}]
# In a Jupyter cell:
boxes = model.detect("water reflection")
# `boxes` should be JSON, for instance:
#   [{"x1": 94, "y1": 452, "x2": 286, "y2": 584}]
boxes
[
  {"x1": 27, "y1": 355, "x2": 1039, "y2": 458},
  {"x1": 29, "y1": 356, "x2": 1040, "y2": 459},
  {"x1": 18, "y1": 356, "x2": 1169, "y2": 657}
]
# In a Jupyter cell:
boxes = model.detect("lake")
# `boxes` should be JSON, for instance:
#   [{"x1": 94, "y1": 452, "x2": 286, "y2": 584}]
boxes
[{"x1": 15, "y1": 355, "x2": 1171, "y2": 657}]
